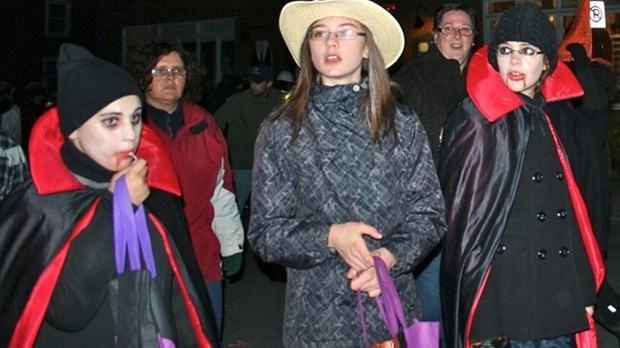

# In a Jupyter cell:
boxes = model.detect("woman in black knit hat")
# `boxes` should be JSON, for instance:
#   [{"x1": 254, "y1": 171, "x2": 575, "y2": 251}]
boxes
[
  {"x1": 0, "y1": 43, "x2": 219, "y2": 347},
  {"x1": 439, "y1": 3, "x2": 605, "y2": 347}
]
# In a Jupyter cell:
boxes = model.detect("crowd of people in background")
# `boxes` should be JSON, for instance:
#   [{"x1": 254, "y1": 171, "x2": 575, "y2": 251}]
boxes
[{"x1": 0, "y1": 0, "x2": 618, "y2": 347}]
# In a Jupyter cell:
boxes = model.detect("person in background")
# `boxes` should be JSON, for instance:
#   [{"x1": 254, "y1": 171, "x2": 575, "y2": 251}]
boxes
[
  {"x1": 19, "y1": 82, "x2": 54, "y2": 157},
  {"x1": 248, "y1": 0, "x2": 446, "y2": 346},
  {"x1": 0, "y1": 127, "x2": 28, "y2": 203},
  {"x1": 556, "y1": 0, "x2": 620, "y2": 339},
  {"x1": 392, "y1": 2, "x2": 476, "y2": 325},
  {"x1": 211, "y1": 73, "x2": 245, "y2": 113},
  {"x1": 274, "y1": 70, "x2": 295, "y2": 96},
  {"x1": 0, "y1": 81, "x2": 22, "y2": 145},
  {"x1": 439, "y1": 4, "x2": 604, "y2": 347},
  {"x1": 126, "y1": 41, "x2": 244, "y2": 339},
  {"x1": 394, "y1": 2, "x2": 475, "y2": 165},
  {"x1": 214, "y1": 64, "x2": 282, "y2": 217},
  {"x1": 0, "y1": 43, "x2": 216, "y2": 347}
]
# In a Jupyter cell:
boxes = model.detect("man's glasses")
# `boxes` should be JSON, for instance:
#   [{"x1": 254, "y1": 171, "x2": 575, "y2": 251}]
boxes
[
  {"x1": 437, "y1": 26, "x2": 475, "y2": 37},
  {"x1": 497, "y1": 46, "x2": 543, "y2": 57},
  {"x1": 151, "y1": 67, "x2": 187, "y2": 77},
  {"x1": 308, "y1": 29, "x2": 366, "y2": 41}
]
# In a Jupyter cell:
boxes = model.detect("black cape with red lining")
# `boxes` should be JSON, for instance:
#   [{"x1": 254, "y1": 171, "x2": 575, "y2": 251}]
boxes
[
  {"x1": 439, "y1": 46, "x2": 605, "y2": 348},
  {"x1": 0, "y1": 108, "x2": 219, "y2": 347}
]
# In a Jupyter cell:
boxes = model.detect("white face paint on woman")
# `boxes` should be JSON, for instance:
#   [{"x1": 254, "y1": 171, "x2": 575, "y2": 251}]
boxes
[
  {"x1": 496, "y1": 41, "x2": 547, "y2": 98},
  {"x1": 69, "y1": 95, "x2": 143, "y2": 171}
]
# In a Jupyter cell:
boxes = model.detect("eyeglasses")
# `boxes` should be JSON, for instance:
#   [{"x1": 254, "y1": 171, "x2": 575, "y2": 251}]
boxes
[
  {"x1": 437, "y1": 26, "x2": 475, "y2": 37},
  {"x1": 308, "y1": 29, "x2": 367, "y2": 41},
  {"x1": 497, "y1": 46, "x2": 543, "y2": 57},
  {"x1": 151, "y1": 67, "x2": 187, "y2": 77}
]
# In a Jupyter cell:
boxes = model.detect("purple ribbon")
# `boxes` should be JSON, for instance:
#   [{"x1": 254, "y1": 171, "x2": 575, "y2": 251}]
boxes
[
  {"x1": 113, "y1": 175, "x2": 157, "y2": 278},
  {"x1": 358, "y1": 256, "x2": 414, "y2": 346}
]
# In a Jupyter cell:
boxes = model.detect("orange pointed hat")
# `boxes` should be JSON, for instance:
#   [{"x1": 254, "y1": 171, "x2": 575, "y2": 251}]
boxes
[{"x1": 558, "y1": 0, "x2": 592, "y2": 61}]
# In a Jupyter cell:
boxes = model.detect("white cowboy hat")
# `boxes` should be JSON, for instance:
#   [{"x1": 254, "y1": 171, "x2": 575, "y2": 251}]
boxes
[{"x1": 279, "y1": 0, "x2": 405, "y2": 68}]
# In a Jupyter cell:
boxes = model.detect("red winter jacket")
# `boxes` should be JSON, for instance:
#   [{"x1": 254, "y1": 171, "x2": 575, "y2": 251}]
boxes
[{"x1": 147, "y1": 101, "x2": 242, "y2": 282}]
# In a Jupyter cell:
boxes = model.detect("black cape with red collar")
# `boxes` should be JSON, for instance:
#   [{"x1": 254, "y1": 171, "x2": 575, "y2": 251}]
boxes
[
  {"x1": 438, "y1": 46, "x2": 605, "y2": 348},
  {"x1": 0, "y1": 108, "x2": 217, "y2": 347}
]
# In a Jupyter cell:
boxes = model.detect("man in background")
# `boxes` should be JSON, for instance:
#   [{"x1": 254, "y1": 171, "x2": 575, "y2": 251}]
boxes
[
  {"x1": 392, "y1": 2, "x2": 477, "y2": 324},
  {"x1": 215, "y1": 64, "x2": 282, "y2": 218}
]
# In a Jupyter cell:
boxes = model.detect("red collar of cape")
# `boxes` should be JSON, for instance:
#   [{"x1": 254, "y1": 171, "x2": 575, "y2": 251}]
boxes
[
  {"x1": 29, "y1": 107, "x2": 181, "y2": 196},
  {"x1": 467, "y1": 45, "x2": 584, "y2": 122}
]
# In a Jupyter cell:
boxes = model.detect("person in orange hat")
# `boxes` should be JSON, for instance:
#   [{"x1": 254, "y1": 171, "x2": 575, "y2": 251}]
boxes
[{"x1": 558, "y1": 3, "x2": 620, "y2": 342}]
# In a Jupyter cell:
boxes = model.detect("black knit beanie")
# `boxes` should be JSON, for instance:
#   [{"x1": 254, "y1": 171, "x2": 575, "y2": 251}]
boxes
[
  {"x1": 488, "y1": 3, "x2": 557, "y2": 73},
  {"x1": 57, "y1": 43, "x2": 142, "y2": 137}
]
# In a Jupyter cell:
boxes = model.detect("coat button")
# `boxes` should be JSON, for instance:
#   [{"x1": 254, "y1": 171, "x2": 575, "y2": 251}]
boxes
[
  {"x1": 556, "y1": 171, "x2": 564, "y2": 180},
  {"x1": 556, "y1": 209, "x2": 567, "y2": 219},
  {"x1": 531, "y1": 172, "x2": 544, "y2": 183},
  {"x1": 558, "y1": 247, "x2": 571, "y2": 257},
  {"x1": 537, "y1": 211, "x2": 547, "y2": 222},
  {"x1": 537, "y1": 249, "x2": 547, "y2": 260},
  {"x1": 496, "y1": 243, "x2": 507, "y2": 254}
]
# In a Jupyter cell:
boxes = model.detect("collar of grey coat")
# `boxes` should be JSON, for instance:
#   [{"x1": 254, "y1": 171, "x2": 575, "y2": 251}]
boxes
[
  {"x1": 310, "y1": 80, "x2": 368, "y2": 108},
  {"x1": 466, "y1": 45, "x2": 583, "y2": 123}
]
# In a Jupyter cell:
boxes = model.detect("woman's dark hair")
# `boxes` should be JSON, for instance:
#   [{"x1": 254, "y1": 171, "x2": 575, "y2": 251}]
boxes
[
  {"x1": 125, "y1": 41, "x2": 202, "y2": 101},
  {"x1": 433, "y1": 3, "x2": 477, "y2": 31}
]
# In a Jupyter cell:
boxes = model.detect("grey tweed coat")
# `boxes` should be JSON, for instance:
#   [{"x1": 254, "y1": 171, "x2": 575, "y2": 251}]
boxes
[{"x1": 249, "y1": 82, "x2": 446, "y2": 347}]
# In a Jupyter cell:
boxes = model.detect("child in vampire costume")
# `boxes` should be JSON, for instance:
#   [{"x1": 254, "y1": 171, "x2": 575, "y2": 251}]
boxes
[
  {"x1": 0, "y1": 44, "x2": 217, "y2": 347},
  {"x1": 439, "y1": 4, "x2": 605, "y2": 348}
]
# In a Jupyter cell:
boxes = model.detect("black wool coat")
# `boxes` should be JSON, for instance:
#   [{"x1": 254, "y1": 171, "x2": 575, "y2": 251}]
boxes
[{"x1": 392, "y1": 45, "x2": 467, "y2": 165}]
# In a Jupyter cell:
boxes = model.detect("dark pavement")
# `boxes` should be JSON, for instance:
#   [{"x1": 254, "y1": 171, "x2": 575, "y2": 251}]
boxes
[
  {"x1": 221, "y1": 195, "x2": 620, "y2": 347},
  {"x1": 597, "y1": 193, "x2": 620, "y2": 348},
  {"x1": 222, "y1": 246, "x2": 286, "y2": 348}
]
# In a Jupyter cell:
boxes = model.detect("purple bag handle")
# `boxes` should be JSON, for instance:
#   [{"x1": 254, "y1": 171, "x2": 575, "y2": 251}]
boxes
[
  {"x1": 373, "y1": 256, "x2": 414, "y2": 343},
  {"x1": 358, "y1": 256, "x2": 414, "y2": 346},
  {"x1": 113, "y1": 175, "x2": 157, "y2": 278}
]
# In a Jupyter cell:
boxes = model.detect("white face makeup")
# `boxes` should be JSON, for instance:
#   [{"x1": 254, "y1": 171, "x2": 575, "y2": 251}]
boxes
[
  {"x1": 309, "y1": 16, "x2": 369, "y2": 86},
  {"x1": 496, "y1": 41, "x2": 546, "y2": 98},
  {"x1": 69, "y1": 95, "x2": 143, "y2": 172}
]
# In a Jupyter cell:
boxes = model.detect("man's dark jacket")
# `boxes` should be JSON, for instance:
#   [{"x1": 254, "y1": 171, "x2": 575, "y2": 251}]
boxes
[
  {"x1": 439, "y1": 46, "x2": 605, "y2": 348},
  {"x1": 0, "y1": 108, "x2": 219, "y2": 347},
  {"x1": 393, "y1": 45, "x2": 467, "y2": 165}
]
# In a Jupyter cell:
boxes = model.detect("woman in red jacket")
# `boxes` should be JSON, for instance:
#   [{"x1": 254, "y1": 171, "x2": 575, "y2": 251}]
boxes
[{"x1": 126, "y1": 41, "x2": 244, "y2": 338}]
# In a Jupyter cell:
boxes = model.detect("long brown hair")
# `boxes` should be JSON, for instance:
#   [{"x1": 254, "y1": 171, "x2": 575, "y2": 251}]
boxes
[{"x1": 271, "y1": 23, "x2": 397, "y2": 145}]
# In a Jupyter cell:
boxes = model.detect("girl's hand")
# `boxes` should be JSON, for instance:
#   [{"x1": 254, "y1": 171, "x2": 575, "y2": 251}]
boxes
[
  {"x1": 328, "y1": 222, "x2": 383, "y2": 272},
  {"x1": 108, "y1": 158, "x2": 150, "y2": 205},
  {"x1": 347, "y1": 247, "x2": 396, "y2": 298},
  {"x1": 349, "y1": 267, "x2": 381, "y2": 298},
  {"x1": 372, "y1": 247, "x2": 397, "y2": 269}
]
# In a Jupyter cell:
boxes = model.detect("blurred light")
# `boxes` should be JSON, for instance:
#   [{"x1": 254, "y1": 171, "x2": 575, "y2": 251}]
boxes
[{"x1": 418, "y1": 41, "x2": 430, "y2": 53}]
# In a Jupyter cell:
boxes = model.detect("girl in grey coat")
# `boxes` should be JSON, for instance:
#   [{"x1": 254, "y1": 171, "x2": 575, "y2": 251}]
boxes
[{"x1": 248, "y1": 0, "x2": 446, "y2": 346}]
